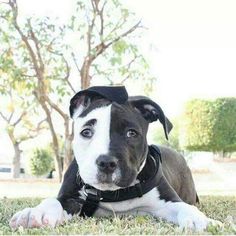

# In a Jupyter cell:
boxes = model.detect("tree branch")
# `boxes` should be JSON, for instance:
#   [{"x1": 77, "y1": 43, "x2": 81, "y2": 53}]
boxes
[
  {"x1": 7, "y1": 88, "x2": 15, "y2": 123},
  {"x1": 8, "y1": 111, "x2": 14, "y2": 123},
  {"x1": 7, "y1": 0, "x2": 43, "y2": 80},
  {"x1": 99, "y1": 4, "x2": 105, "y2": 37},
  {"x1": 104, "y1": 75, "x2": 114, "y2": 85},
  {"x1": 105, "y1": 16, "x2": 126, "y2": 39},
  {"x1": 0, "y1": 111, "x2": 9, "y2": 122},
  {"x1": 105, "y1": 21, "x2": 141, "y2": 51},
  {"x1": 12, "y1": 111, "x2": 26, "y2": 127},
  {"x1": 86, "y1": 0, "x2": 97, "y2": 56},
  {"x1": 71, "y1": 52, "x2": 81, "y2": 73},
  {"x1": 45, "y1": 96, "x2": 68, "y2": 120},
  {"x1": 61, "y1": 54, "x2": 75, "y2": 93},
  {"x1": 91, "y1": 21, "x2": 141, "y2": 61},
  {"x1": 19, "y1": 118, "x2": 47, "y2": 142},
  {"x1": 47, "y1": 48, "x2": 75, "y2": 93},
  {"x1": 46, "y1": 37, "x2": 57, "y2": 51},
  {"x1": 96, "y1": 0, "x2": 106, "y2": 38},
  {"x1": 27, "y1": 19, "x2": 44, "y2": 72}
]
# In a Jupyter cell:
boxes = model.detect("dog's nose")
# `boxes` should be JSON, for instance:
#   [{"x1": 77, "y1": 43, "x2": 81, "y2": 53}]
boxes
[{"x1": 96, "y1": 155, "x2": 117, "y2": 173}]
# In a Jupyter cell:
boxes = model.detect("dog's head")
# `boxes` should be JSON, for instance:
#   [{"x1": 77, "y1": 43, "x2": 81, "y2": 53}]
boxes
[{"x1": 70, "y1": 86, "x2": 172, "y2": 190}]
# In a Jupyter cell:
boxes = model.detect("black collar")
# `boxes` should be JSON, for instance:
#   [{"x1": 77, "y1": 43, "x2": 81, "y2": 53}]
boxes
[{"x1": 77, "y1": 145, "x2": 162, "y2": 217}]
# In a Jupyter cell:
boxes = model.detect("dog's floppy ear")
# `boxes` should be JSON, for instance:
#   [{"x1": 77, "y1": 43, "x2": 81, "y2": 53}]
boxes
[
  {"x1": 129, "y1": 96, "x2": 173, "y2": 139},
  {"x1": 69, "y1": 93, "x2": 101, "y2": 118},
  {"x1": 70, "y1": 86, "x2": 128, "y2": 118}
]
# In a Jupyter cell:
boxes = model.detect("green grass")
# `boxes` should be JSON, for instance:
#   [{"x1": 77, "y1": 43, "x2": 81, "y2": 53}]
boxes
[{"x1": 0, "y1": 196, "x2": 236, "y2": 235}]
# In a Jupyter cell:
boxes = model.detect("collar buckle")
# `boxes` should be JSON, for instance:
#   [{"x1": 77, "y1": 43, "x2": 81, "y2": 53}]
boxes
[{"x1": 82, "y1": 185, "x2": 103, "y2": 201}]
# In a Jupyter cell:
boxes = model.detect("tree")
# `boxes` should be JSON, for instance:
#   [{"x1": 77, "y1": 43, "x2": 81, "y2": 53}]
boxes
[
  {"x1": 0, "y1": 0, "x2": 154, "y2": 180},
  {"x1": 180, "y1": 98, "x2": 236, "y2": 157},
  {"x1": 0, "y1": 78, "x2": 46, "y2": 177},
  {"x1": 0, "y1": 0, "x2": 73, "y2": 181},
  {"x1": 70, "y1": 0, "x2": 154, "y2": 90}
]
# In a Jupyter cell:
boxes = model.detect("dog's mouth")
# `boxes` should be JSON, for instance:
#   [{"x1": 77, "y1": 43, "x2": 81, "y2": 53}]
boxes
[
  {"x1": 95, "y1": 169, "x2": 137, "y2": 190},
  {"x1": 97, "y1": 172, "x2": 114, "y2": 184}
]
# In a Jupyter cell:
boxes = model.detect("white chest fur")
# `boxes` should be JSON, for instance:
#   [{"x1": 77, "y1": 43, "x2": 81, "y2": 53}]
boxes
[
  {"x1": 93, "y1": 188, "x2": 217, "y2": 231},
  {"x1": 94, "y1": 188, "x2": 166, "y2": 217}
]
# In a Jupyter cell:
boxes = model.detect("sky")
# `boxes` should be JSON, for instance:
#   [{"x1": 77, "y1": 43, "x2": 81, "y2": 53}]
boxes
[{"x1": 1, "y1": 0, "x2": 236, "y2": 160}]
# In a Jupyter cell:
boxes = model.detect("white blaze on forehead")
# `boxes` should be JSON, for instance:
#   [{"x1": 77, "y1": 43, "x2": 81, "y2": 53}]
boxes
[{"x1": 72, "y1": 105, "x2": 112, "y2": 186}]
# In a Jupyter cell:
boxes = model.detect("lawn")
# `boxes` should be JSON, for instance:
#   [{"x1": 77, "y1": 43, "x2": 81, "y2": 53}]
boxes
[{"x1": 0, "y1": 196, "x2": 235, "y2": 235}]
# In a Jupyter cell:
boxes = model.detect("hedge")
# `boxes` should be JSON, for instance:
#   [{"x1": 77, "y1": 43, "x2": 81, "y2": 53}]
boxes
[{"x1": 180, "y1": 97, "x2": 236, "y2": 153}]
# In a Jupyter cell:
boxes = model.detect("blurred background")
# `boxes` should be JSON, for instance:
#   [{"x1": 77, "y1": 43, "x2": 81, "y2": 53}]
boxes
[{"x1": 0, "y1": 0, "x2": 236, "y2": 198}]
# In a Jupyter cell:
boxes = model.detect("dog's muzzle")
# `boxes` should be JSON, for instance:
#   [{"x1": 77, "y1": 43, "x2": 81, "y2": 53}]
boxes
[
  {"x1": 95, "y1": 155, "x2": 119, "y2": 185},
  {"x1": 96, "y1": 155, "x2": 118, "y2": 174}
]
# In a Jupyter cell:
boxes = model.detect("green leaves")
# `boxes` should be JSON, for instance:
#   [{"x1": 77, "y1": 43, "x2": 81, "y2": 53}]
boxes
[
  {"x1": 112, "y1": 40, "x2": 128, "y2": 55},
  {"x1": 29, "y1": 148, "x2": 54, "y2": 176},
  {"x1": 181, "y1": 97, "x2": 236, "y2": 153}
]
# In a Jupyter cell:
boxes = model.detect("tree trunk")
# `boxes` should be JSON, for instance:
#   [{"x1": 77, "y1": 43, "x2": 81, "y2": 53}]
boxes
[
  {"x1": 63, "y1": 135, "x2": 73, "y2": 172},
  {"x1": 63, "y1": 119, "x2": 74, "y2": 173},
  {"x1": 213, "y1": 150, "x2": 231, "y2": 159},
  {"x1": 213, "y1": 151, "x2": 221, "y2": 159},
  {"x1": 37, "y1": 96, "x2": 63, "y2": 181},
  {"x1": 12, "y1": 142, "x2": 21, "y2": 178},
  {"x1": 45, "y1": 109, "x2": 63, "y2": 182},
  {"x1": 222, "y1": 150, "x2": 231, "y2": 158},
  {"x1": 80, "y1": 58, "x2": 92, "y2": 89},
  {"x1": 51, "y1": 133, "x2": 63, "y2": 182},
  {"x1": 7, "y1": 129, "x2": 21, "y2": 178}
]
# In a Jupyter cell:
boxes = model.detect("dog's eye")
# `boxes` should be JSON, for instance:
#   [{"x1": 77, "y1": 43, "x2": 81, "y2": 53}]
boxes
[
  {"x1": 126, "y1": 129, "x2": 138, "y2": 138},
  {"x1": 80, "y1": 128, "x2": 94, "y2": 138}
]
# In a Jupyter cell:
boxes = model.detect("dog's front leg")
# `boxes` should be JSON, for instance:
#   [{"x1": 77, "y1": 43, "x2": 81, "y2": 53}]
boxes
[
  {"x1": 154, "y1": 201, "x2": 220, "y2": 231},
  {"x1": 9, "y1": 198, "x2": 71, "y2": 229},
  {"x1": 10, "y1": 159, "x2": 81, "y2": 229}
]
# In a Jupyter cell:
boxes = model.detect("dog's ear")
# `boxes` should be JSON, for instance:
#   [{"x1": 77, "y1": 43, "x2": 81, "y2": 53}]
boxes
[
  {"x1": 69, "y1": 93, "x2": 88, "y2": 118},
  {"x1": 129, "y1": 96, "x2": 173, "y2": 140},
  {"x1": 70, "y1": 86, "x2": 128, "y2": 118},
  {"x1": 69, "y1": 93, "x2": 104, "y2": 118}
]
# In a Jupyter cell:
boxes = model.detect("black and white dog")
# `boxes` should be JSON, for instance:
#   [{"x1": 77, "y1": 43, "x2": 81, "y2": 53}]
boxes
[{"x1": 10, "y1": 86, "x2": 219, "y2": 231}]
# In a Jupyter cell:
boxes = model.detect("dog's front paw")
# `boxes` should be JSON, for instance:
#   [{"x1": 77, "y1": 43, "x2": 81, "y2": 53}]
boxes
[
  {"x1": 177, "y1": 205, "x2": 221, "y2": 231},
  {"x1": 9, "y1": 198, "x2": 71, "y2": 229}
]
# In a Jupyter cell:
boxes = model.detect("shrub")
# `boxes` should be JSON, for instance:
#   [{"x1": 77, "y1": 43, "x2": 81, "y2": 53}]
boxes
[
  {"x1": 29, "y1": 148, "x2": 54, "y2": 176},
  {"x1": 180, "y1": 97, "x2": 236, "y2": 154}
]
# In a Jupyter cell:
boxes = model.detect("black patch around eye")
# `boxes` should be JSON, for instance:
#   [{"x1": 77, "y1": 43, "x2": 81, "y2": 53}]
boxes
[{"x1": 83, "y1": 119, "x2": 97, "y2": 128}]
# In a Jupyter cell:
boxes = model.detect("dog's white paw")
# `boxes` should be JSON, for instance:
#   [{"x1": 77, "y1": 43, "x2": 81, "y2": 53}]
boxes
[
  {"x1": 177, "y1": 205, "x2": 221, "y2": 231},
  {"x1": 9, "y1": 198, "x2": 71, "y2": 229}
]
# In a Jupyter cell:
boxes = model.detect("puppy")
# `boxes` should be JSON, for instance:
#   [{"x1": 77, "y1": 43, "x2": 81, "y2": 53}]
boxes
[{"x1": 10, "y1": 86, "x2": 219, "y2": 231}]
